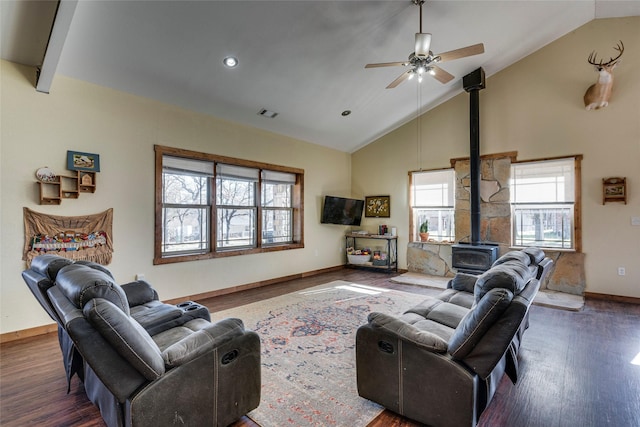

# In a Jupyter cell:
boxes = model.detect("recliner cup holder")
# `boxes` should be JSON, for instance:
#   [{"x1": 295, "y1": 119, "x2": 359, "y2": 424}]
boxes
[{"x1": 177, "y1": 301, "x2": 205, "y2": 312}]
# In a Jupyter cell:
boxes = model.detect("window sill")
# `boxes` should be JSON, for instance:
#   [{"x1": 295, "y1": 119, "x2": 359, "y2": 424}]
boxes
[{"x1": 154, "y1": 242, "x2": 304, "y2": 265}]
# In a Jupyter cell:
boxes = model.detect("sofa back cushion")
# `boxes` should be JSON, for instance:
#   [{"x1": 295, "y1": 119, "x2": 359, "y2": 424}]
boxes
[
  {"x1": 30, "y1": 255, "x2": 74, "y2": 280},
  {"x1": 448, "y1": 288, "x2": 513, "y2": 360},
  {"x1": 121, "y1": 280, "x2": 158, "y2": 307},
  {"x1": 448, "y1": 272, "x2": 478, "y2": 293},
  {"x1": 74, "y1": 260, "x2": 115, "y2": 278},
  {"x1": 492, "y1": 250, "x2": 531, "y2": 268},
  {"x1": 56, "y1": 264, "x2": 130, "y2": 315},
  {"x1": 522, "y1": 247, "x2": 545, "y2": 265},
  {"x1": 84, "y1": 298, "x2": 165, "y2": 380},
  {"x1": 474, "y1": 260, "x2": 531, "y2": 302}
]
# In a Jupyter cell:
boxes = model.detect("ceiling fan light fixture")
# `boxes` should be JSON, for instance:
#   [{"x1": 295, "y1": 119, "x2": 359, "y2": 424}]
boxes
[
  {"x1": 223, "y1": 56, "x2": 238, "y2": 68},
  {"x1": 415, "y1": 33, "x2": 432, "y2": 57},
  {"x1": 408, "y1": 71, "x2": 415, "y2": 80},
  {"x1": 428, "y1": 67, "x2": 436, "y2": 76}
]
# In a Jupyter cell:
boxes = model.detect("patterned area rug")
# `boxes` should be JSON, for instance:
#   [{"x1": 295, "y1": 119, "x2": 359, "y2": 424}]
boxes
[{"x1": 209, "y1": 281, "x2": 423, "y2": 427}]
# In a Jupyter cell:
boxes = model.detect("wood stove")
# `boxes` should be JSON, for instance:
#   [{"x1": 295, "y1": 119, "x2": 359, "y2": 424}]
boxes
[
  {"x1": 452, "y1": 243, "x2": 498, "y2": 274},
  {"x1": 452, "y1": 68, "x2": 498, "y2": 275}
]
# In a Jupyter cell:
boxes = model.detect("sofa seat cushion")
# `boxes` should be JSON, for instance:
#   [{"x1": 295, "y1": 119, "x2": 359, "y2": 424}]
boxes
[
  {"x1": 448, "y1": 288, "x2": 513, "y2": 359},
  {"x1": 367, "y1": 312, "x2": 449, "y2": 352},
  {"x1": 130, "y1": 301, "x2": 183, "y2": 331},
  {"x1": 56, "y1": 264, "x2": 129, "y2": 314},
  {"x1": 474, "y1": 260, "x2": 531, "y2": 302},
  {"x1": 405, "y1": 298, "x2": 470, "y2": 329},
  {"x1": 161, "y1": 318, "x2": 246, "y2": 367},
  {"x1": 84, "y1": 298, "x2": 165, "y2": 380},
  {"x1": 437, "y1": 289, "x2": 475, "y2": 309},
  {"x1": 151, "y1": 318, "x2": 212, "y2": 351}
]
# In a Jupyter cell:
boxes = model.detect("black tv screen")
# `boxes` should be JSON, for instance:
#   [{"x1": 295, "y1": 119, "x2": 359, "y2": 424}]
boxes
[{"x1": 321, "y1": 196, "x2": 364, "y2": 226}]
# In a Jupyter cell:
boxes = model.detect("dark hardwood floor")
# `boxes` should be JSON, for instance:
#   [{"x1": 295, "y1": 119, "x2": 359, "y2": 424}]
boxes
[{"x1": 2, "y1": 268, "x2": 639, "y2": 427}]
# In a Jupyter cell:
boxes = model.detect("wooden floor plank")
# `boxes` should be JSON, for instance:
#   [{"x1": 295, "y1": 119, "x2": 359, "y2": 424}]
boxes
[{"x1": 2, "y1": 268, "x2": 639, "y2": 427}]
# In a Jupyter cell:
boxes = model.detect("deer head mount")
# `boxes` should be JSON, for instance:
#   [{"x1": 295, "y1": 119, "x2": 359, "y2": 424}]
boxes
[{"x1": 583, "y1": 41, "x2": 624, "y2": 110}]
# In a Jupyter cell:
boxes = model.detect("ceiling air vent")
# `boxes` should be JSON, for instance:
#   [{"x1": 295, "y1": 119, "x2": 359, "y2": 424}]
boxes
[{"x1": 258, "y1": 109, "x2": 278, "y2": 119}]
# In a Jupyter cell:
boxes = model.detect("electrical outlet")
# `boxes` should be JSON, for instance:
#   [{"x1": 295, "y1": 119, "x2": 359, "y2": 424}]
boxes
[
  {"x1": 617, "y1": 267, "x2": 626, "y2": 276},
  {"x1": 632, "y1": 217, "x2": 640, "y2": 226}
]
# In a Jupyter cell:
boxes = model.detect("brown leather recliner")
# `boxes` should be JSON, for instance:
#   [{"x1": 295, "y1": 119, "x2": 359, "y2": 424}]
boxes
[
  {"x1": 356, "y1": 248, "x2": 552, "y2": 427},
  {"x1": 23, "y1": 255, "x2": 261, "y2": 427}
]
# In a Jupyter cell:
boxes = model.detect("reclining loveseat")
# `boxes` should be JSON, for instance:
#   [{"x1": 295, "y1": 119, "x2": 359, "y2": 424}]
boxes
[
  {"x1": 22, "y1": 254, "x2": 261, "y2": 427},
  {"x1": 356, "y1": 247, "x2": 552, "y2": 427}
]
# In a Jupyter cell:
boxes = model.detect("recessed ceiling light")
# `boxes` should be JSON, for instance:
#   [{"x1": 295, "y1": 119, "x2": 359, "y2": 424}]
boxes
[
  {"x1": 223, "y1": 56, "x2": 238, "y2": 68},
  {"x1": 341, "y1": 110, "x2": 351, "y2": 117}
]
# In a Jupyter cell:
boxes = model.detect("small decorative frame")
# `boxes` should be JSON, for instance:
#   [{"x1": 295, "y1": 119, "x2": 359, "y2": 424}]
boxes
[
  {"x1": 365, "y1": 195, "x2": 390, "y2": 218},
  {"x1": 602, "y1": 177, "x2": 626, "y2": 204},
  {"x1": 67, "y1": 150, "x2": 100, "y2": 172}
]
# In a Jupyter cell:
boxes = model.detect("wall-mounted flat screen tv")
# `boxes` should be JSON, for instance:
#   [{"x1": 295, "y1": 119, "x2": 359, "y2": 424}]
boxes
[{"x1": 321, "y1": 196, "x2": 364, "y2": 226}]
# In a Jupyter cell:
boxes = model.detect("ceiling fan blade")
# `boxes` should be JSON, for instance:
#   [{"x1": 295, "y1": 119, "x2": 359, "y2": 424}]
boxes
[
  {"x1": 365, "y1": 61, "x2": 408, "y2": 68},
  {"x1": 430, "y1": 66, "x2": 455, "y2": 84},
  {"x1": 415, "y1": 33, "x2": 432, "y2": 57},
  {"x1": 386, "y1": 71, "x2": 412, "y2": 89},
  {"x1": 437, "y1": 43, "x2": 485, "y2": 62}
]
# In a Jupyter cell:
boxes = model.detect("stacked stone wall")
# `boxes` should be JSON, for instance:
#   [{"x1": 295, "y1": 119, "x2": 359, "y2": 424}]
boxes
[{"x1": 406, "y1": 152, "x2": 586, "y2": 296}]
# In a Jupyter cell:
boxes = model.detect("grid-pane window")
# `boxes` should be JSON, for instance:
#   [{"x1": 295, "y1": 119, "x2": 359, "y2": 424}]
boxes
[
  {"x1": 162, "y1": 156, "x2": 213, "y2": 255},
  {"x1": 262, "y1": 170, "x2": 295, "y2": 244},
  {"x1": 511, "y1": 158, "x2": 576, "y2": 249},
  {"x1": 155, "y1": 146, "x2": 304, "y2": 264},
  {"x1": 410, "y1": 169, "x2": 455, "y2": 241},
  {"x1": 216, "y1": 164, "x2": 258, "y2": 249}
]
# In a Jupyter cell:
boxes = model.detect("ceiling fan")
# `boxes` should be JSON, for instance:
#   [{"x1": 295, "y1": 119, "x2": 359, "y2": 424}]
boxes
[{"x1": 365, "y1": 0, "x2": 485, "y2": 88}]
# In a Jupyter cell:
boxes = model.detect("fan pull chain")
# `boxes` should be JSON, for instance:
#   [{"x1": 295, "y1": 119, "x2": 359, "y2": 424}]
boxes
[{"x1": 416, "y1": 83, "x2": 422, "y2": 171}]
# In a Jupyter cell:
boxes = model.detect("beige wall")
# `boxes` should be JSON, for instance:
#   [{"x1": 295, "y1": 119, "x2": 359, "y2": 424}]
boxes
[
  {"x1": 0, "y1": 61, "x2": 353, "y2": 334},
  {"x1": 353, "y1": 17, "x2": 640, "y2": 298},
  {"x1": 2, "y1": 17, "x2": 638, "y2": 335}
]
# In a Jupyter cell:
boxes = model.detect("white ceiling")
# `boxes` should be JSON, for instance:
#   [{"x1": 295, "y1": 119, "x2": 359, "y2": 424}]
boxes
[{"x1": 2, "y1": 1, "x2": 639, "y2": 153}]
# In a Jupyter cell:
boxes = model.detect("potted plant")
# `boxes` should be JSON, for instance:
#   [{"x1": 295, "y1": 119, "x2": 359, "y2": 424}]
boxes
[{"x1": 419, "y1": 220, "x2": 429, "y2": 242}]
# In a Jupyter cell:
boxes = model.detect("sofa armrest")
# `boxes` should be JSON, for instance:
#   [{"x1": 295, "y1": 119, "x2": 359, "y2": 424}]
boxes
[
  {"x1": 367, "y1": 312, "x2": 448, "y2": 352},
  {"x1": 161, "y1": 318, "x2": 246, "y2": 367}
]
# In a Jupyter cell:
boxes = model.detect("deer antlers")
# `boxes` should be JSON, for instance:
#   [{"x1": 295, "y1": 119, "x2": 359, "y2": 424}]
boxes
[{"x1": 588, "y1": 41, "x2": 624, "y2": 67}]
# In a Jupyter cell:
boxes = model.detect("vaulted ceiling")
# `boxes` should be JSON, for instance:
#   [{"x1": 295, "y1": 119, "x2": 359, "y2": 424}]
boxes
[{"x1": 2, "y1": 1, "x2": 639, "y2": 152}]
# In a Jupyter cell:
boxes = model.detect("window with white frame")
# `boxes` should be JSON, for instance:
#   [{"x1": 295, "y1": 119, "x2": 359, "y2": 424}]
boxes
[
  {"x1": 510, "y1": 157, "x2": 579, "y2": 250},
  {"x1": 410, "y1": 169, "x2": 456, "y2": 242},
  {"x1": 155, "y1": 145, "x2": 303, "y2": 264}
]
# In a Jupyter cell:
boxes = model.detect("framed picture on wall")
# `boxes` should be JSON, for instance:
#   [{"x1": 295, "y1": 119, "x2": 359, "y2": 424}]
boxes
[
  {"x1": 67, "y1": 151, "x2": 100, "y2": 172},
  {"x1": 365, "y1": 195, "x2": 390, "y2": 218}
]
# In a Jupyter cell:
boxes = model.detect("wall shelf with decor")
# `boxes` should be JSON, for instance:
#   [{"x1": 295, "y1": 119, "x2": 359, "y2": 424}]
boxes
[
  {"x1": 78, "y1": 171, "x2": 96, "y2": 193},
  {"x1": 345, "y1": 233, "x2": 397, "y2": 273},
  {"x1": 602, "y1": 177, "x2": 626, "y2": 204},
  {"x1": 37, "y1": 170, "x2": 97, "y2": 205}
]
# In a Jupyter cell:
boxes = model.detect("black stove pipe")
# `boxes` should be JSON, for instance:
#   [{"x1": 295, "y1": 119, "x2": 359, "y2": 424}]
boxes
[{"x1": 463, "y1": 68, "x2": 485, "y2": 245}]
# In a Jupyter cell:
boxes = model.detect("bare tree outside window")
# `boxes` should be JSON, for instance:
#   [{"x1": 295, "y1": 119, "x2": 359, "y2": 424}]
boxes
[{"x1": 155, "y1": 146, "x2": 304, "y2": 265}]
